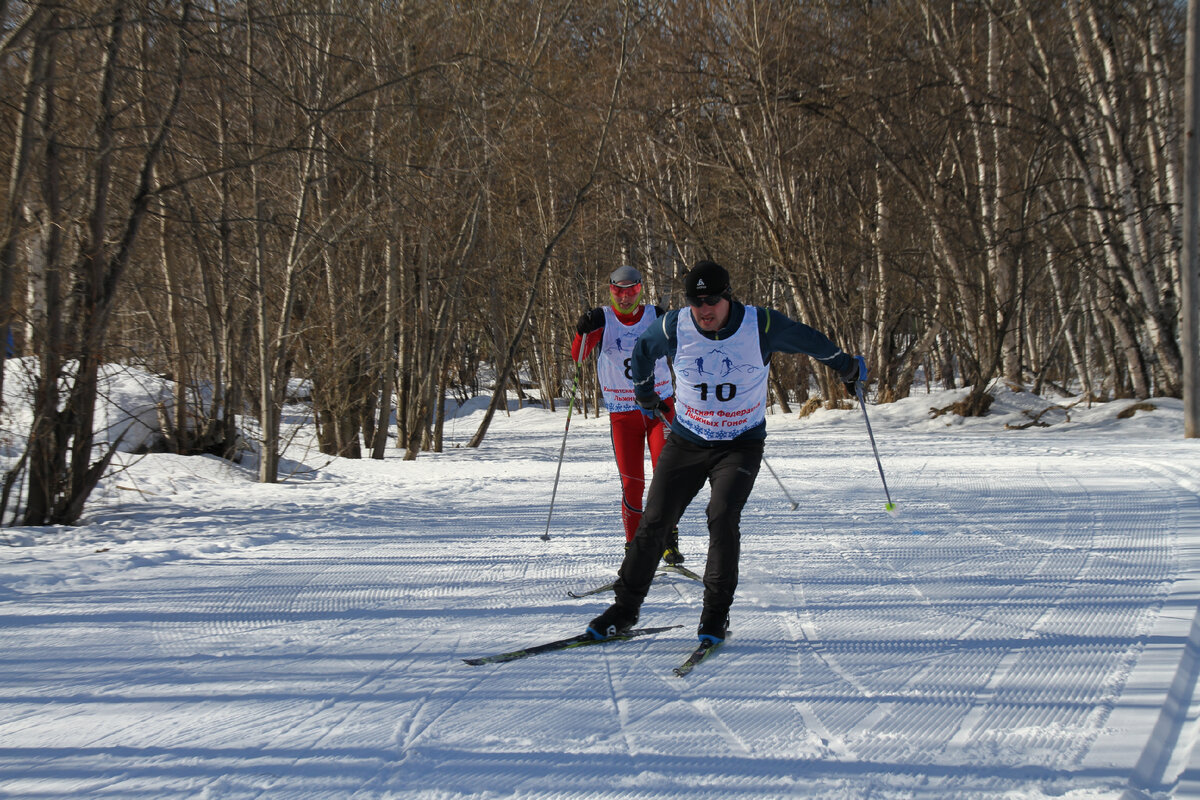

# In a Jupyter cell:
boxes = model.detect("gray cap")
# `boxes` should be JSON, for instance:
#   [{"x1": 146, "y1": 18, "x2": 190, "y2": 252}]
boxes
[{"x1": 609, "y1": 265, "x2": 642, "y2": 287}]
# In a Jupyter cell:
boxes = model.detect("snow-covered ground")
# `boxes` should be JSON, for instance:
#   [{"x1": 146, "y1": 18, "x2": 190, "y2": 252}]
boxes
[{"x1": 2, "y1": 380, "x2": 1199, "y2": 799}]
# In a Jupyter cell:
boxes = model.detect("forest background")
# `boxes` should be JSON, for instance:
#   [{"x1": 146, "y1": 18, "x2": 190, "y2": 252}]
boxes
[{"x1": 0, "y1": 0, "x2": 1187, "y2": 525}]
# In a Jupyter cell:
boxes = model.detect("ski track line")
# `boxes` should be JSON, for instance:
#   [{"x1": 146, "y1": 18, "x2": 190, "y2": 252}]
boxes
[
  {"x1": 240, "y1": 535, "x2": 532, "y2": 794},
  {"x1": 753, "y1": 561, "x2": 973, "y2": 769},
  {"x1": 821, "y1": 462, "x2": 1077, "y2": 638},
  {"x1": 2, "y1": 539, "x2": 376, "y2": 799},
  {"x1": 791, "y1": 489, "x2": 1022, "y2": 691},
  {"x1": 601, "y1": 633, "x2": 683, "y2": 761},
  {"x1": 0, "y1": 696, "x2": 201, "y2": 794},
  {"x1": 1027, "y1": 455, "x2": 1156, "y2": 777},
  {"x1": 937, "y1": 461, "x2": 1087, "y2": 762},
  {"x1": 243, "y1": 651, "x2": 414, "y2": 800},
  {"x1": 766, "y1": 551, "x2": 980, "y2": 764},
  {"x1": 319, "y1": 545, "x2": 543, "y2": 796},
  {"x1": 593, "y1": 622, "x2": 761, "y2": 766},
  {"x1": 155, "y1": 529, "x2": 513, "y2": 800},
  {"x1": 678, "y1": 694, "x2": 754, "y2": 758},
  {"x1": 1118, "y1": 456, "x2": 1200, "y2": 793},
  {"x1": 939, "y1": 458, "x2": 1136, "y2": 772},
  {"x1": 848, "y1": 634, "x2": 968, "y2": 761},
  {"x1": 654, "y1": 636, "x2": 757, "y2": 760},
  {"x1": 789, "y1": 580, "x2": 874, "y2": 700},
  {"x1": 740, "y1": 559, "x2": 881, "y2": 762},
  {"x1": 998, "y1": 453, "x2": 1170, "y2": 774},
  {"x1": 149, "y1": 537, "x2": 398, "y2": 655},
  {"x1": 395, "y1": 652, "x2": 499, "y2": 754},
  {"x1": 821, "y1": 529, "x2": 1040, "y2": 644},
  {"x1": 745, "y1": 445, "x2": 1171, "y2": 788},
  {"x1": 777, "y1": 609, "x2": 857, "y2": 761},
  {"x1": 167, "y1": 538, "x2": 407, "y2": 800}
]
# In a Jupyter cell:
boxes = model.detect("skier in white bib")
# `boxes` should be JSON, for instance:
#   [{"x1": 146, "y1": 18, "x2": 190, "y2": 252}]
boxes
[
  {"x1": 571, "y1": 265, "x2": 684, "y2": 564},
  {"x1": 586, "y1": 261, "x2": 867, "y2": 644}
]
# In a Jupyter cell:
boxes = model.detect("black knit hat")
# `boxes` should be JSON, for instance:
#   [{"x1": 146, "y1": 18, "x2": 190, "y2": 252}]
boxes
[{"x1": 684, "y1": 260, "x2": 731, "y2": 300}]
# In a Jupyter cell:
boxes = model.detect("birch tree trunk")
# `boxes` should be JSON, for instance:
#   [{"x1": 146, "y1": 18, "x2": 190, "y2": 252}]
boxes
[{"x1": 467, "y1": 4, "x2": 634, "y2": 448}]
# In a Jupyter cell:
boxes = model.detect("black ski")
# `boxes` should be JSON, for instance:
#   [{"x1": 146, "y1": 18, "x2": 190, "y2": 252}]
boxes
[
  {"x1": 672, "y1": 639, "x2": 721, "y2": 677},
  {"x1": 661, "y1": 563, "x2": 703, "y2": 582},
  {"x1": 463, "y1": 624, "x2": 682, "y2": 666},
  {"x1": 566, "y1": 578, "x2": 618, "y2": 599},
  {"x1": 567, "y1": 564, "x2": 702, "y2": 599}
]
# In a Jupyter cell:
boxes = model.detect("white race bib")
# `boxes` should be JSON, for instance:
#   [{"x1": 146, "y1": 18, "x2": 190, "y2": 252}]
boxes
[
  {"x1": 596, "y1": 306, "x2": 672, "y2": 412},
  {"x1": 672, "y1": 306, "x2": 768, "y2": 440}
]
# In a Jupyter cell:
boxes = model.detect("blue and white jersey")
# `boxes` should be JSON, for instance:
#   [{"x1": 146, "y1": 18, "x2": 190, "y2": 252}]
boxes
[
  {"x1": 596, "y1": 306, "x2": 673, "y2": 412},
  {"x1": 673, "y1": 305, "x2": 768, "y2": 440}
]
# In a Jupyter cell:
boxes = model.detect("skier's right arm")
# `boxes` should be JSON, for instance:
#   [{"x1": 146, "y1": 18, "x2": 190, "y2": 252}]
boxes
[
  {"x1": 630, "y1": 310, "x2": 677, "y2": 401},
  {"x1": 571, "y1": 309, "x2": 605, "y2": 362}
]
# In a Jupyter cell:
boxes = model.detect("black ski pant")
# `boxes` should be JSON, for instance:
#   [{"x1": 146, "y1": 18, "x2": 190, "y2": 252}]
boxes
[{"x1": 613, "y1": 434, "x2": 764, "y2": 620}]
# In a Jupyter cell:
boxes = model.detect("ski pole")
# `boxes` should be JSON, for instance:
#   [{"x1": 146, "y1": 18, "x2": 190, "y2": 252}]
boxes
[
  {"x1": 761, "y1": 455, "x2": 799, "y2": 510},
  {"x1": 542, "y1": 357, "x2": 583, "y2": 541},
  {"x1": 855, "y1": 381, "x2": 896, "y2": 513},
  {"x1": 658, "y1": 409, "x2": 797, "y2": 510}
]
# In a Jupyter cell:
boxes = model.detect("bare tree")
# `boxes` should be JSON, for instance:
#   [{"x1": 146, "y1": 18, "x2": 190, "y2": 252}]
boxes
[
  {"x1": 16, "y1": 2, "x2": 193, "y2": 524},
  {"x1": 467, "y1": 1, "x2": 639, "y2": 448}
]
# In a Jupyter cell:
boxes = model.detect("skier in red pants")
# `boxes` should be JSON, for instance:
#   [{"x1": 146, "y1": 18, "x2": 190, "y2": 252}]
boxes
[{"x1": 571, "y1": 265, "x2": 684, "y2": 565}]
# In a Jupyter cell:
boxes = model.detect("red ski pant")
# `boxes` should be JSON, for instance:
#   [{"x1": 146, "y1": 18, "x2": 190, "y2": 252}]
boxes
[{"x1": 609, "y1": 400, "x2": 674, "y2": 541}]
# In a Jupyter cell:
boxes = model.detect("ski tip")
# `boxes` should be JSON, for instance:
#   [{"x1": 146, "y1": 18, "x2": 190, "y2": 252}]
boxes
[
  {"x1": 789, "y1": 502, "x2": 799, "y2": 511},
  {"x1": 672, "y1": 639, "x2": 720, "y2": 677}
]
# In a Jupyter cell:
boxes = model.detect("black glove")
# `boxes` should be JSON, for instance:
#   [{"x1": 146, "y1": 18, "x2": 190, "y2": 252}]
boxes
[
  {"x1": 636, "y1": 393, "x2": 668, "y2": 419},
  {"x1": 575, "y1": 308, "x2": 604, "y2": 336},
  {"x1": 842, "y1": 355, "x2": 867, "y2": 398}
]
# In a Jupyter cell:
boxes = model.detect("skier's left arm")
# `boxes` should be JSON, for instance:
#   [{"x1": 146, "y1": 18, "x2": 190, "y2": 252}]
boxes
[
  {"x1": 758, "y1": 308, "x2": 866, "y2": 391},
  {"x1": 630, "y1": 310, "x2": 677, "y2": 415},
  {"x1": 570, "y1": 308, "x2": 606, "y2": 362}
]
